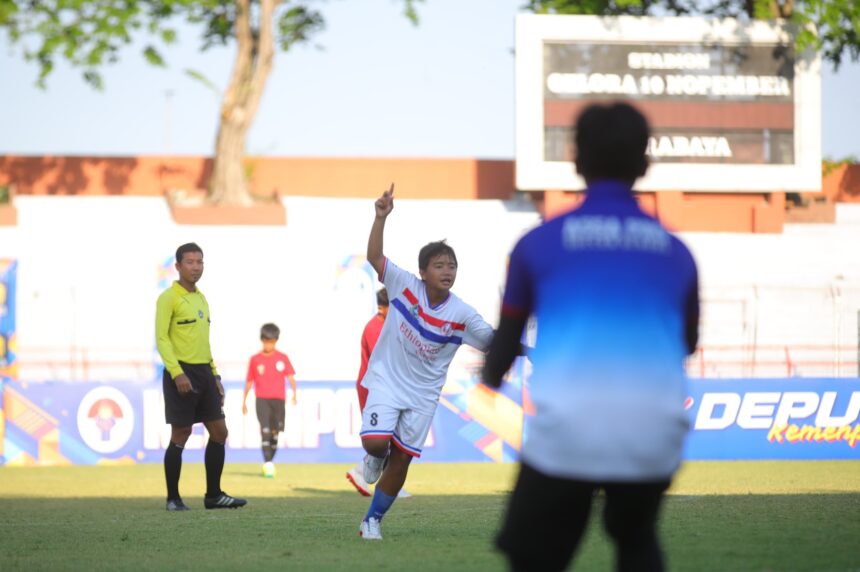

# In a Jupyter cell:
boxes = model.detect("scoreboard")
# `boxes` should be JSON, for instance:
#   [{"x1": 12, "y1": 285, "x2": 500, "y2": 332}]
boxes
[{"x1": 515, "y1": 15, "x2": 822, "y2": 193}]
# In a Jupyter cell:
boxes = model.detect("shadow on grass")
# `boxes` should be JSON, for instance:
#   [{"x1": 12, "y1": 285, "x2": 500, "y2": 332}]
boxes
[
  {"x1": 1, "y1": 493, "x2": 858, "y2": 571},
  {"x1": 0, "y1": 494, "x2": 510, "y2": 571}
]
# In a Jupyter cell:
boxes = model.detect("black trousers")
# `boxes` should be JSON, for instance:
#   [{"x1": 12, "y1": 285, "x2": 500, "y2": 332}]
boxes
[{"x1": 497, "y1": 463, "x2": 671, "y2": 572}]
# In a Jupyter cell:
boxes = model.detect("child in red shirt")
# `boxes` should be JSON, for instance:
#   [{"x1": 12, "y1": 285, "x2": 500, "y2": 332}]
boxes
[{"x1": 242, "y1": 323, "x2": 297, "y2": 478}]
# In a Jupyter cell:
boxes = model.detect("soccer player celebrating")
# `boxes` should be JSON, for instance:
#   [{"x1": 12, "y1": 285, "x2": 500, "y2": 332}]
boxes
[
  {"x1": 357, "y1": 185, "x2": 494, "y2": 540},
  {"x1": 483, "y1": 103, "x2": 700, "y2": 571},
  {"x1": 155, "y1": 242, "x2": 247, "y2": 511}
]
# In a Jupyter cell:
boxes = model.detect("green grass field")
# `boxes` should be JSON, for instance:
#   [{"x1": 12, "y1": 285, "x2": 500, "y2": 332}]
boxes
[{"x1": 1, "y1": 461, "x2": 858, "y2": 571}]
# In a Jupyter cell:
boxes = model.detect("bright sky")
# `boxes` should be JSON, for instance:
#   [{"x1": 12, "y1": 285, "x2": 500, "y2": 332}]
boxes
[{"x1": 1, "y1": 0, "x2": 858, "y2": 160}]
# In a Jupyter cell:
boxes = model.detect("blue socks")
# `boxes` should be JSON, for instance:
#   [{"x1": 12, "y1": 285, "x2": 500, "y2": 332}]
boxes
[{"x1": 364, "y1": 487, "x2": 397, "y2": 522}]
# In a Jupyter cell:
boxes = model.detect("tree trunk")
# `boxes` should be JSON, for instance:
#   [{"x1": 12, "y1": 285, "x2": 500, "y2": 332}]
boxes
[
  {"x1": 763, "y1": 0, "x2": 793, "y2": 18},
  {"x1": 208, "y1": 0, "x2": 279, "y2": 206}
]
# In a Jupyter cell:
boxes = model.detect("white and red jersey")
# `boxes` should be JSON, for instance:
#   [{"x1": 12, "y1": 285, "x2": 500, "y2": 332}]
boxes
[
  {"x1": 246, "y1": 350, "x2": 295, "y2": 400},
  {"x1": 361, "y1": 258, "x2": 493, "y2": 413}
]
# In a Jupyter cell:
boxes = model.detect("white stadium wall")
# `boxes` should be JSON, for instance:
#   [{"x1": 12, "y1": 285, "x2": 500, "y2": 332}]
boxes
[
  {"x1": 0, "y1": 195, "x2": 540, "y2": 383},
  {"x1": 0, "y1": 196, "x2": 857, "y2": 382},
  {"x1": 682, "y1": 206, "x2": 860, "y2": 377}
]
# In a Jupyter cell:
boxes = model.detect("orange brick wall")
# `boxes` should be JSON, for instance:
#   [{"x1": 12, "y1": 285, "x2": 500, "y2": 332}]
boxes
[
  {"x1": 540, "y1": 189, "x2": 785, "y2": 233},
  {"x1": 0, "y1": 155, "x2": 513, "y2": 200},
  {"x1": 821, "y1": 164, "x2": 860, "y2": 203},
  {"x1": 2, "y1": 154, "x2": 856, "y2": 232}
]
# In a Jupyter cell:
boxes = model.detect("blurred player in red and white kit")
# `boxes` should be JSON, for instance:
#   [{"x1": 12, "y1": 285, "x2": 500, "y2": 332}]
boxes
[
  {"x1": 242, "y1": 323, "x2": 298, "y2": 478},
  {"x1": 346, "y1": 288, "x2": 412, "y2": 499},
  {"x1": 357, "y1": 288, "x2": 389, "y2": 413},
  {"x1": 346, "y1": 288, "x2": 388, "y2": 495}
]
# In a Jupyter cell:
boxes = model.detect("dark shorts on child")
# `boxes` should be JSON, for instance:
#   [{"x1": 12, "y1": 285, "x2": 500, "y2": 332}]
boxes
[{"x1": 256, "y1": 398, "x2": 286, "y2": 431}]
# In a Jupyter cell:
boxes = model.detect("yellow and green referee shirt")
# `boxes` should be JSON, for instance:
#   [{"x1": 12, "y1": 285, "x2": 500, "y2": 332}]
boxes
[{"x1": 155, "y1": 281, "x2": 219, "y2": 379}]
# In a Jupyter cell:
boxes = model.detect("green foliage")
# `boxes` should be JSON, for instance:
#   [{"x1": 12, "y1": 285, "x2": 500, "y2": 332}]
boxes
[
  {"x1": 142, "y1": 44, "x2": 165, "y2": 66},
  {"x1": 0, "y1": 0, "x2": 18, "y2": 24},
  {"x1": 276, "y1": 5, "x2": 324, "y2": 51},
  {"x1": 1, "y1": 0, "x2": 186, "y2": 88},
  {"x1": 790, "y1": 0, "x2": 860, "y2": 68},
  {"x1": 0, "y1": 1, "x2": 419, "y2": 89},
  {"x1": 524, "y1": 0, "x2": 860, "y2": 68},
  {"x1": 822, "y1": 155, "x2": 859, "y2": 177},
  {"x1": 402, "y1": 0, "x2": 424, "y2": 25},
  {"x1": 184, "y1": 67, "x2": 219, "y2": 96},
  {"x1": 0, "y1": 462, "x2": 858, "y2": 570},
  {"x1": 523, "y1": 0, "x2": 652, "y2": 16}
]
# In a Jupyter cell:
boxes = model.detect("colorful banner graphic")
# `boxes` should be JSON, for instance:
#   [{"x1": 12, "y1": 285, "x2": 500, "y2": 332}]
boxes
[
  {"x1": 0, "y1": 259, "x2": 17, "y2": 465},
  {"x1": 2, "y1": 375, "x2": 857, "y2": 465},
  {"x1": 0, "y1": 369, "x2": 527, "y2": 465}
]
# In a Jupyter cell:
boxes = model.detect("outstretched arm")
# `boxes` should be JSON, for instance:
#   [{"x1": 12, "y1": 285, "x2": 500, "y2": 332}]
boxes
[
  {"x1": 367, "y1": 183, "x2": 394, "y2": 277},
  {"x1": 482, "y1": 315, "x2": 528, "y2": 388}
]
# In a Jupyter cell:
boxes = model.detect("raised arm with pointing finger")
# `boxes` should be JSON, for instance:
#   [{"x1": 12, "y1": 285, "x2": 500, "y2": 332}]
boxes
[
  {"x1": 355, "y1": 182, "x2": 495, "y2": 541},
  {"x1": 367, "y1": 183, "x2": 394, "y2": 276}
]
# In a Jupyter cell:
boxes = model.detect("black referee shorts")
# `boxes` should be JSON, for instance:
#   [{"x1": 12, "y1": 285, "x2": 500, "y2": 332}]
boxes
[
  {"x1": 255, "y1": 398, "x2": 286, "y2": 432},
  {"x1": 163, "y1": 361, "x2": 225, "y2": 426},
  {"x1": 496, "y1": 462, "x2": 670, "y2": 572}
]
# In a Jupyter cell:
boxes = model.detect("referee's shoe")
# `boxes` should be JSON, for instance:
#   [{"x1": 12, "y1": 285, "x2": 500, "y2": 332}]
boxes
[
  {"x1": 166, "y1": 498, "x2": 190, "y2": 512},
  {"x1": 204, "y1": 491, "x2": 248, "y2": 509}
]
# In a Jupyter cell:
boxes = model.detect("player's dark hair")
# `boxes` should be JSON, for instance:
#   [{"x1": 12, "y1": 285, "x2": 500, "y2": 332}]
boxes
[
  {"x1": 175, "y1": 242, "x2": 203, "y2": 264},
  {"x1": 418, "y1": 240, "x2": 458, "y2": 271},
  {"x1": 376, "y1": 288, "x2": 389, "y2": 307},
  {"x1": 574, "y1": 102, "x2": 650, "y2": 183},
  {"x1": 260, "y1": 323, "x2": 280, "y2": 341}
]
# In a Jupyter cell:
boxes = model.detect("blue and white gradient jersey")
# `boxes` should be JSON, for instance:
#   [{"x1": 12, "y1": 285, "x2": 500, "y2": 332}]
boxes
[
  {"x1": 503, "y1": 181, "x2": 699, "y2": 481},
  {"x1": 361, "y1": 258, "x2": 494, "y2": 414}
]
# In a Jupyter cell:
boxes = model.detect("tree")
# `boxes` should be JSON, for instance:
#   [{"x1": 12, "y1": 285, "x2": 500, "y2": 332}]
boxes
[
  {"x1": 524, "y1": 0, "x2": 860, "y2": 69},
  {"x1": 0, "y1": 0, "x2": 423, "y2": 205}
]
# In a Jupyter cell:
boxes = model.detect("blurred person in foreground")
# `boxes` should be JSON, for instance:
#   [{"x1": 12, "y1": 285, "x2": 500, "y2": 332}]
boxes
[{"x1": 483, "y1": 102, "x2": 699, "y2": 572}]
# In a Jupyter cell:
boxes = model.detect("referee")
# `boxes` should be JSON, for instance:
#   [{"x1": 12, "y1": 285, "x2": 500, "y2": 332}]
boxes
[{"x1": 155, "y1": 242, "x2": 247, "y2": 511}]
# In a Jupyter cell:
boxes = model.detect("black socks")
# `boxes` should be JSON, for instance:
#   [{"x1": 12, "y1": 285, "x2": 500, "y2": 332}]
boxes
[
  {"x1": 204, "y1": 439, "x2": 225, "y2": 498},
  {"x1": 164, "y1": 441, "x2": 184, "y2": 500}
]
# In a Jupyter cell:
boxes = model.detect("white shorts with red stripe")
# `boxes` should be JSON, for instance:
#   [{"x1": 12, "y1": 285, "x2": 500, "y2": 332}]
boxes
[{"x1": 359, "y1": 386, "x2": 434, "y2": 458}]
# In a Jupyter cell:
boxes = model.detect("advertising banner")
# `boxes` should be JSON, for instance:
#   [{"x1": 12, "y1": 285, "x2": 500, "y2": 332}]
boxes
[
  {"x1": 1, "y1": 362, "x2": 527, "y2": 465},
  {"x1": 685, "y1": 378, "x2": 860, "y2": 459},
  {"x1": 2, "y1": 374, "x2": 856, "y2": 465}
]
